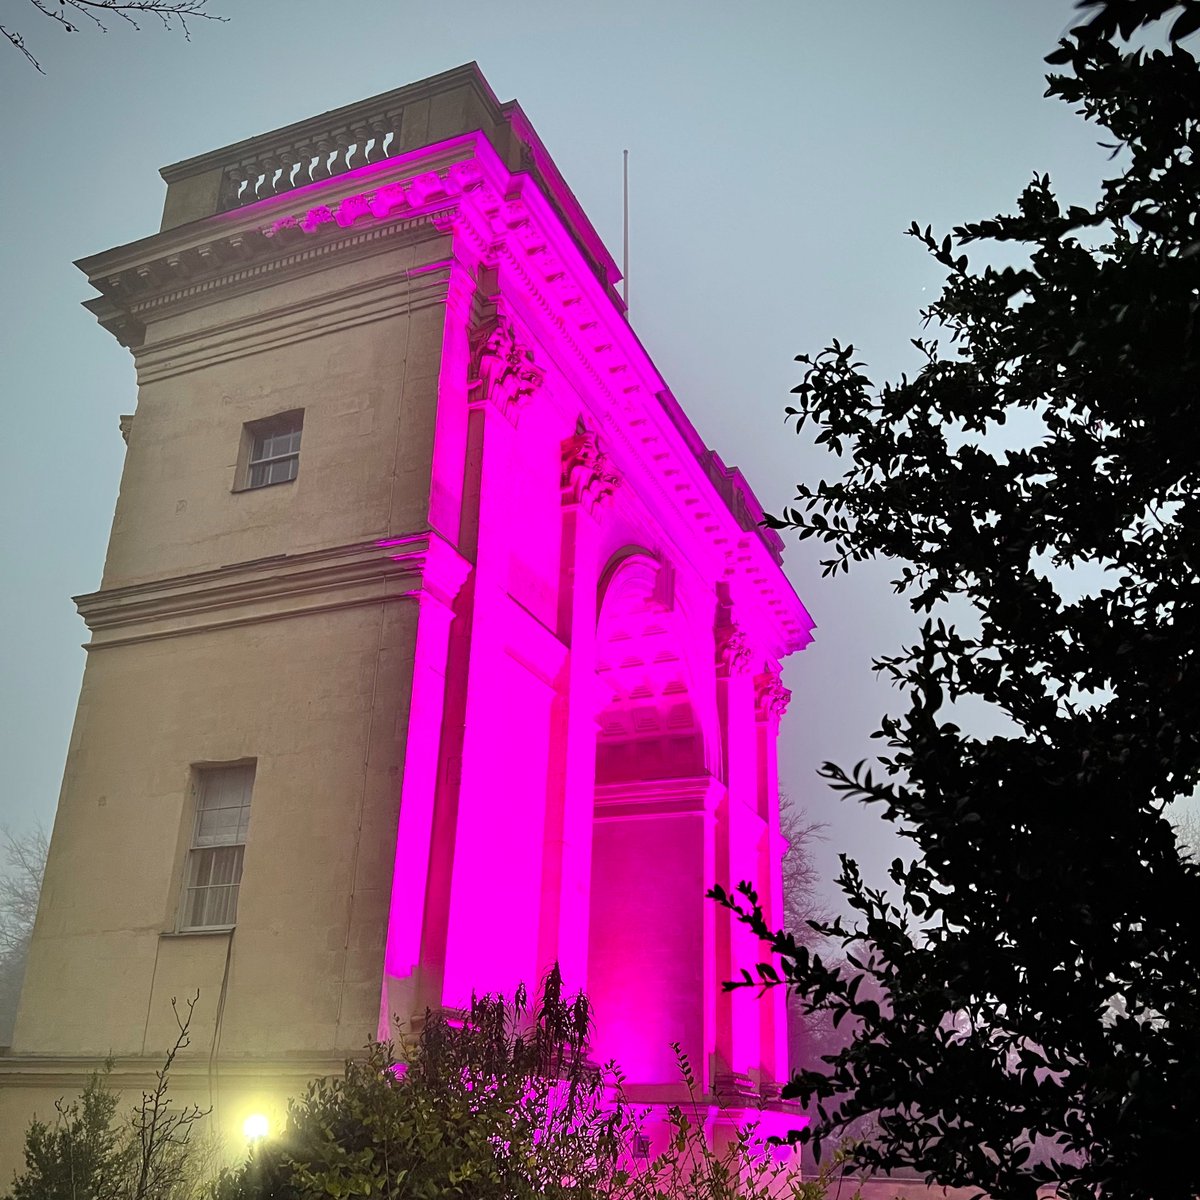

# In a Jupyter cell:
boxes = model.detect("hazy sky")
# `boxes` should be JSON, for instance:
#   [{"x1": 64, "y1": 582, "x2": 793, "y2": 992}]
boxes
[{"x1": 0, "y1": 0, "x2": 1144, "y2": 909}]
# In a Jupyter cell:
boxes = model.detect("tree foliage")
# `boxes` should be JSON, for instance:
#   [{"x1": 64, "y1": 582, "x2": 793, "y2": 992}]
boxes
[
  {"x1": 1, "y1": 0, "x2": 224, "y2": 74},
  {"x1": 0, "y1": 826, "x2": 47, "y2": 1047},
  {"x1": 5, "y1": 995, "x2": 210, "y2": 1200},
  {"x1": 216, "y1": 969, "x2": 824, "y2": 1200},
  {"x1": 217, "y1": 968, "x2": 627, "y2": 1200},
  {"x1": 715, "y1": 3, "x2": 1200, "y2": 1199}
]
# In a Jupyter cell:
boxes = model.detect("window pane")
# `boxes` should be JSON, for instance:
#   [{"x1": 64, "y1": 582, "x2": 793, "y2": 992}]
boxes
[
  {"x1": 195, "y1": 766, "x2": 253, "y2": 847},
  {"x1": 249, "y1": 418, "x2": 302, "y2": 466},
  {"x1": 183, "y1": 881, "x2": 240, "y2": 929},
  {"x1": 247, "y1": 454, "x2": 298, "y2": 489},
  {"x1": 258, "y1": 428, "x2": 301, "y2": 459},
  {"x1": 182, "y1": 845, "x2": 244, "y2": 929}
]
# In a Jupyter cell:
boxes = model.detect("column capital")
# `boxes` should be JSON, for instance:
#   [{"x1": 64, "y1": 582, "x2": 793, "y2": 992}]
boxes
[
  {"x1": 714, "y1": 622, "x2": 754, "y2": 677},
  {"x1": 754, "y1": 668, "x2": 791, "y2": 720},
  {"x1": 467, "y1": 317, "x2": 543, "y2": 424},
  {"x1": 561, "y1": 423, "x2": 619, "y2": 513}
]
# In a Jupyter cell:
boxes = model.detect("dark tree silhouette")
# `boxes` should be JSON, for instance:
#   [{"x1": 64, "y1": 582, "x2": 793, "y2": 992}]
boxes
[
  {"x1": 714, "y1": 3, "x2": 1200, "y2": 1199},
  {"x1": 2, "y1": 0, "x2": 224, "y2": 74}
]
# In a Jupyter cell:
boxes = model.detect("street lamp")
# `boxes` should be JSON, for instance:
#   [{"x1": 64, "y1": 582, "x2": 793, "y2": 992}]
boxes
[{"x1": 242, "y1": 1113, "x2": 270, "y2": 1142}]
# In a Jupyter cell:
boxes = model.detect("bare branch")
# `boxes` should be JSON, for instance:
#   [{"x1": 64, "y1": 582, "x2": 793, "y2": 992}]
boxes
[
  {"x1": 1, "y1": 23, "x2": 46, "y2": 70},
  {"x1": 779, "y1": 797, "x2": 831, "y2": 944},
  {"x1": 5, "y1": 0, "x2": 226, "y2": 71}
]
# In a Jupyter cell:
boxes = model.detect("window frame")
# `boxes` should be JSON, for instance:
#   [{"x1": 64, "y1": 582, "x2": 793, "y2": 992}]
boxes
[
  {"x1": 236, "y1": 410, "x2": 304, "y2": 492},
  {"x1": 177, "y1": 762, "x2": 255, "y2": 933}
]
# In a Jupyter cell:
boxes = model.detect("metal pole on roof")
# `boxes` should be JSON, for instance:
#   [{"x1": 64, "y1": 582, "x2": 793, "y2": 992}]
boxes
[{"x1": 622, "y1": 149, "x2": 629, "y2": 311}]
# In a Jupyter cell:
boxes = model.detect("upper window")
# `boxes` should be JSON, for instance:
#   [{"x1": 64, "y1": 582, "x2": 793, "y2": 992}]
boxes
[
  {"x1": 242, "y1": 411, "x2": 303, "y2": 490},
  {"x1": 180, "y1": 763, "x2": 254, "y2": 931}
]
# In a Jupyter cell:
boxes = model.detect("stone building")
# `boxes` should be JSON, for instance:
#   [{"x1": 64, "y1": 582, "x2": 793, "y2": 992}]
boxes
[{"x1": 0, "y1": 64, "x2": 813, "y2": 1168}]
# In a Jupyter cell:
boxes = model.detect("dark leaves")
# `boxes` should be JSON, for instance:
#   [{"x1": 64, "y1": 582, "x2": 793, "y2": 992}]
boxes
[{"x1": 756, "y1": 4, "x2": 1200, "y2": 1199}]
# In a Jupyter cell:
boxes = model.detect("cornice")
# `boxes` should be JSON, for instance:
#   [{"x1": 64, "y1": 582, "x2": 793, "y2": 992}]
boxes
[
  {"x1": 0, "y1": 1053, "x2": 345, "y2": 1090},
  {"x1": 76, "y1": 532, "x2": 470, "y2": 650},
  {"x1": 127, "y1": 212, "x2": 451, "y2": 321}
]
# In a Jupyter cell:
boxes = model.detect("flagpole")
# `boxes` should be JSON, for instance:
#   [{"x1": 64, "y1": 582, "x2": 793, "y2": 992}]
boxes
[{"x1": 622, "y1": 148, "x2": 629, "y2": 312}]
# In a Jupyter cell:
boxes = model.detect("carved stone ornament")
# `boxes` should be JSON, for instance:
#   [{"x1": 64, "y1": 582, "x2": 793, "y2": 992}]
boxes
[
  {"x1": 561, "y1": 424, "x2": 619, "y2": 512},
  {"x1": 468, "y1": 319, "x2": 544, "y2": 423},
  {"x1": 755, "y1": 669, "x2": 791, "y2": 720},
  {"x1": 715, "y1": 623, "x2": 754, "y2": 677}
]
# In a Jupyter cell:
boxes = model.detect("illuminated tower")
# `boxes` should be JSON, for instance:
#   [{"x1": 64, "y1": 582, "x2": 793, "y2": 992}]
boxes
[{"x1": 0, "y1": 64, "x2": 813, "y2": 1166}]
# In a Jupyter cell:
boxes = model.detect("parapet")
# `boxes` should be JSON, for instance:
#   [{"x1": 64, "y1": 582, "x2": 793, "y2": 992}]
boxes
[{"x1": 158, "y1": 62, "x2": 620, "y2": 294}]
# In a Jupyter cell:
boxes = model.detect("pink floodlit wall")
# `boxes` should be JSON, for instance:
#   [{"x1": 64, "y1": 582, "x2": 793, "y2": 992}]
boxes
[{"x1": 258, "y1": 129, "x2": 827, "y2": 1115}]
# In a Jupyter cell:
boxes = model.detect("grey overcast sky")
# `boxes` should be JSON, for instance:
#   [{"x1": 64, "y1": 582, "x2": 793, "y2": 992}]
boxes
[{"x1": 3, "y1": 0, "x2": 1174, "y2": 909}]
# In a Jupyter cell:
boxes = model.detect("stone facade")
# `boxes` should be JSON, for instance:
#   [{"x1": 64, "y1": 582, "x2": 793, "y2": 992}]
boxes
[{"x1": 0, "y1": 64, "x2": 814, "y2": 1170}]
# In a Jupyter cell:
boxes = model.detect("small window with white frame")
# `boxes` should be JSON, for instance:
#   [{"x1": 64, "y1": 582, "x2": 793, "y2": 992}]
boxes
[
  {"x1": 241, "y1": 410, "x2": 303, "y2": 490},
  {"x1": 180, "y1": 763, "x2": 254, "y2": 931}
]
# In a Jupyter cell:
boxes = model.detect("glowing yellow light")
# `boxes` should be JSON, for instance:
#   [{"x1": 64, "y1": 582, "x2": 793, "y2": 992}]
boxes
[{"x1": 242, "y1": 1113, "x2": 269, "y2": 1141}]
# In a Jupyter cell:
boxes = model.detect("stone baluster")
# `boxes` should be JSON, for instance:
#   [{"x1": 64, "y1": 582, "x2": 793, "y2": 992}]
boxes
[
  {"x1": 253, "y1": 155, "x2": 278, "y2": 201},
  {"x1": 331, "y1": 128, "x2": 353, "y2": 177},
  {"x1": 291, "y1": 143, "x2": 316, "y2": 187},
  {"x1": 366, "y1": 117, "x2": 390, "y2": 162},
  {"x1": 347, "y1": 123, "x2": 371, "y2": 170},
  {"x1": 277, "y1": 148, "x2": 300, "y2": 193},
  {"x1": 219, "y1": 165, "x2": 247, "y2": 211},
  {"x1": 380, "y1": 109, "x2": 404, "y2": 155},
  {"x1": 278, "y1": 150, "x2": 299, "y2": 194},
  {"x1": 311, "y1": 136, "x2": 335, "y2": 180}
]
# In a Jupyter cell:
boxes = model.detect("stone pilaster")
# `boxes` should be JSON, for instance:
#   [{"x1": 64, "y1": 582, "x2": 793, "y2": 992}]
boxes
[{"x1": 381, "y1": 534, "x2": 471, "y2": 1034}]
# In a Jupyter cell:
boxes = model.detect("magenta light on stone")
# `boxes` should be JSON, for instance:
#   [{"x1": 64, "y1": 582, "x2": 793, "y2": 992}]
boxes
[{"x1": 350, "y1": 127, "x2": 814, "y2": 1135}]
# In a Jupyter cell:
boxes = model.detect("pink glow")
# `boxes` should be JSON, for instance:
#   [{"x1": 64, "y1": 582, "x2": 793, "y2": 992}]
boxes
[{"x1": 369, "y1": 129, "x2": 812, "y2": 1131}]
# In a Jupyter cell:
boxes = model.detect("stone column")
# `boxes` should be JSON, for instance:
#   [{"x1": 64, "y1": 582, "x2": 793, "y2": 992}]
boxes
[
  {"x1": 380, "y1": 533, "x2": 470, "y2": 1034},
  {"x1": 539, "y1": 424, "x2": 618, "y2": 991}
]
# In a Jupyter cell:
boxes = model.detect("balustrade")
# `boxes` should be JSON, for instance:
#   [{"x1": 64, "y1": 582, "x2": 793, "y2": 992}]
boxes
[{"x1": 215, "y1": 110, "x2": 405, "y2": 212}]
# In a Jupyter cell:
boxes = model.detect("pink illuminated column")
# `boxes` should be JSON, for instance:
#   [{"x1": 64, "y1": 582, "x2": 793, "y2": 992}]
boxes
[
  {"x1": 426, "y1": 260, "x2": 477, "y2": 542},
  {"x1": 754, "y1": 666, "x2": 792, "y2": 1084},
  {"x1": 713, "y1": 615, "x2": 764, "y2": 1090},
  {"x1": 381, "y1": 534, "x2": 471, "y2": 1034},
  {"x1": 539, "y1": 425, "x2": 617, "y2": 992}
]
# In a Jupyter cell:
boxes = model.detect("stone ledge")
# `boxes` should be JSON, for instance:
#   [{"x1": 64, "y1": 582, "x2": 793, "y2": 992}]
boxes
[
  {"x1": 75, "y1": 532, "x2": 470, "y2": 649},
  {"x1": 0, "y1": 1052, "x2": 348, "y2": 1091}
]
